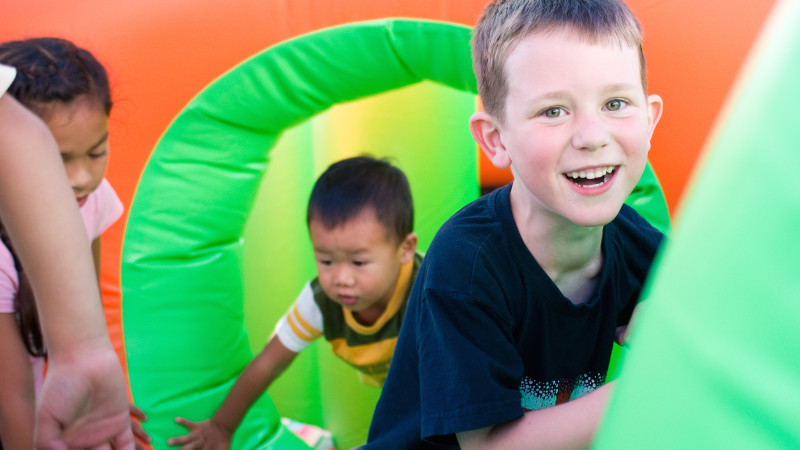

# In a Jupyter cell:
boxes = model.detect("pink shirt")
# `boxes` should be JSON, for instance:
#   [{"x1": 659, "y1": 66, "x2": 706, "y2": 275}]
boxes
[{"x1": 0, "y1": 178, "x2": 123, "y2": 390}]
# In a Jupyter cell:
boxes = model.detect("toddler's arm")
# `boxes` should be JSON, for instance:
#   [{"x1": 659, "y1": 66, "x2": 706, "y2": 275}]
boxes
[
  {"x1": 168, "y1": 336, "x2": 298, "y2": 449},
  {"x1": 456, "y1": 383, "x2": 613, "y2": 450}
]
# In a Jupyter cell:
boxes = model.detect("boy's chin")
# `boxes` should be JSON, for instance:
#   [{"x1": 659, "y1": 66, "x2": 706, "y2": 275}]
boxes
[{"x1": 565, "y1": 204, "x2": 625, "y2": 228}]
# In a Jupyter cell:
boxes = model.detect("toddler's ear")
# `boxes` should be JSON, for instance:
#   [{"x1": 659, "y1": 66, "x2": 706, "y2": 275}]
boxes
[
  {"x1": 399, "y1": 232, "x2": 418, "y2": 265},
  {"x1": 470, "y1": 112, "x2": 511, "y2": 170}
]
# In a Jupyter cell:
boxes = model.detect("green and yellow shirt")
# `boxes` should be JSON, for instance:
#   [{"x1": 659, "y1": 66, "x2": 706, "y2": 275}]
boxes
[{"x1": 274, "y1": 252, "x2": 422, "y2": 387}]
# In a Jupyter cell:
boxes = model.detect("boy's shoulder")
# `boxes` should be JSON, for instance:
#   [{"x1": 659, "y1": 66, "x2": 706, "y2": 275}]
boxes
[
  {"x1": 419, "y1": 184, "x2": 539, "y2": 292},
  {"x1": 433, "y1": 184, "x2": 513, "y2": 248},
  {"x1": 609, "y1": 204, "x2": 665, "y2": 247}
]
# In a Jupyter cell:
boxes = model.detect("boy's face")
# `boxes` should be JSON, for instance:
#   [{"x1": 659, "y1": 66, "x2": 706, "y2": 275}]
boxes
[
  {"x1": 471, "y1": 29, "x2": 662, "y2": 227},
  {"x1": 309, "y1": 208, "x2": 417, "y2": 321}
]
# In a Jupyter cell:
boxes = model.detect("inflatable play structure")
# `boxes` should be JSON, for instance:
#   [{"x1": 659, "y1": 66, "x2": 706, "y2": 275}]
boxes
[
  {"x1": 2, "y1": 0, "x2": 785, "y2": 448},
  {"x1": 597, "y1": 1, "x2": 800, "y2": 446},
  {"x1": 123, "y1": 18, "x2": 672, "y2": 448}
]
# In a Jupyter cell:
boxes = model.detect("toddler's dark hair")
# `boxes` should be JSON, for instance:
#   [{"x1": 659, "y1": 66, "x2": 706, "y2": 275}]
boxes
[{"x1": 307, "y1": 156, "x2": 414, "y2": 243}]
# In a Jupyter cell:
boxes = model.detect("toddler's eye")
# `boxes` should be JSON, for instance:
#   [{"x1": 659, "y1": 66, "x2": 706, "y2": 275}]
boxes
[
  {"x1": 606, "y1": 99, "x2": 626, "y2": 111},
  {"x1": 542, "y1": 107, "x2": 563, "y2": 118},
  {"x1": 352, "y1": 260, "x2": 367, "y2": 267},
  {"x1": 317, "y1": 260, "x2": 332, "y2": 266}
]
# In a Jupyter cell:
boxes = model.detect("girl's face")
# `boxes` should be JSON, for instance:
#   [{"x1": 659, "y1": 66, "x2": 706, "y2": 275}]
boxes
[{"x1": 43, "y1": 96, "x2": 109, "y2": 207}]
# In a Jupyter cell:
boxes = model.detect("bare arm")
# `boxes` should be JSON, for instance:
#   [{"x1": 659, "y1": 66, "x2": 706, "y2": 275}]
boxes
[
  {"x1": 92, "y1": 237, "x2": 102, "y2": 283},
  {"x1": 0, "y1": 313, "x2": 36, "y2": 450},
  {"x1": 0, "y1": 94, "x2": 134, "y2": 449},
  {"x1": 457, "y1": 383, "x2": 612, "y2": 450},
  {"x1": 168, "y1": 336, "x2": 298, "y2": 448}
]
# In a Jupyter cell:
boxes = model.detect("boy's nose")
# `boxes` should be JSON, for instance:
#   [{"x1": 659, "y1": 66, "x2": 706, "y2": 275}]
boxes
[{"x1": 571, "y1": 114, "x2": 611, "y2": 151}]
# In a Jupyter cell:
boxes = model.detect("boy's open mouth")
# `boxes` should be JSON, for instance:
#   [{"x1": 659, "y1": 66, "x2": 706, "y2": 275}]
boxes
[{"x1": 564, "y1": 166, "x2": 617, "y2": 188}]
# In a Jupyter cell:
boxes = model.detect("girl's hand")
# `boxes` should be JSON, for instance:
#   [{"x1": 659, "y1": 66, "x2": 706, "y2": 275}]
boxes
[
  {"x1": 35, "y1": 347, "x2": 135, "y2": 450},
  {"x1": 130, "y1": 403, "x2": 151, "y2": 449},
  {"x1": 167, "y1": 417, "x2": 233, "y2": 450}
]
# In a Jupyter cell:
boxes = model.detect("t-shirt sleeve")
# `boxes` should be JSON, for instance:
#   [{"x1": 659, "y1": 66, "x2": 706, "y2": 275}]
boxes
[
  {"x1": 0, "y1": 64, "x2": 15, "y2": 97},
  {"x1": 273, "y1": 282, "x2": 324, "y2": 353},
  {"x1": 80, "y1": 178, "x2": 124, "y2": 241},
  {"x1": 0, "y1": 242, "x2": 18, "y2": 313},
  {"x1": 417, "y1": 288, "x2": 525, "y2": 442}
]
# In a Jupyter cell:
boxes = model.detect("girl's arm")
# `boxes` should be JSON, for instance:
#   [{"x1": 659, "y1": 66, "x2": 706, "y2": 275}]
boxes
[
  {"x1": 456, "y1": 383, "x2": 612, "y2": 450},
  {"x1": 0, "y1": 313, "x2": 36, "y2": 449},
  {"x1": 0, "y1": 93, "x2": 134, "y2": 449},
  {"x1": 168, "y1": 336, "x2": 299, "y2": 448},
  {"x1": 92, "y1": 237, "x2": 102, "y2": 283}
]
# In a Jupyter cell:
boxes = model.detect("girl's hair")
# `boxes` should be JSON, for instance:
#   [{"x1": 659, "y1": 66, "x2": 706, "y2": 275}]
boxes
[
  {"x1": 0, "y1": 37, "x2": 112, "y2": 118},
  {"x1": 307, "y1": 156, "x2": 414, "y2": 244},
  {"x1": 0, "y1": 37, "x2": 111, "y2": 357},
  {"x1": 0, "y1": 222, "x2": 45, "y2": 356}
]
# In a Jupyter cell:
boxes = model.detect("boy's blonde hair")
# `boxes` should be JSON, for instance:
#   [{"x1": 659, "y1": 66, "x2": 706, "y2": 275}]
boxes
[{"x1": 472, "y1": 0, "x2": 646, "y2": 123}]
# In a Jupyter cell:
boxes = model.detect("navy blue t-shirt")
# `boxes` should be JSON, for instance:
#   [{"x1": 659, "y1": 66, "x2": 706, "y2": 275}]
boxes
[{"x1": 366, "y1": 184, "x2": 663, "y2": 448}]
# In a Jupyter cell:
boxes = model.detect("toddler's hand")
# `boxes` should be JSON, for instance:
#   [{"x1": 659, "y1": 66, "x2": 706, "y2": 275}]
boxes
[
  {"x1": 130, "y1": 402, "x2": 151, "y2": 449},
  {"x1": 168, "y1": 417, "x2": 232, "y2": 450}
]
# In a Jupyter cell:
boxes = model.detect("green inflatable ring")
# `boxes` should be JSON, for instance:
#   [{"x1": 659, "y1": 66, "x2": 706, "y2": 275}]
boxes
[{"x1": 122, "y1": 18, "x2": 670, "y2": 448}]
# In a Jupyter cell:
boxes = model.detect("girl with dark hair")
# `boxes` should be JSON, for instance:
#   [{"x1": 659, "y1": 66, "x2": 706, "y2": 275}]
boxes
[{"x1": 0, "y1": 38, "x2": 147, "y2": 448}]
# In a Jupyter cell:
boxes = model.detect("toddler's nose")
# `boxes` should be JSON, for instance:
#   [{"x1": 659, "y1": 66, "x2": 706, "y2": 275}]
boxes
[{"x1": 333, "y1": 266, "x2": 355, "y2": 286}]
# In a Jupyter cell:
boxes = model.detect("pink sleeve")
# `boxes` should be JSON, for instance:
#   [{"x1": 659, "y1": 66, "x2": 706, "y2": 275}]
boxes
[
  {"x1": 80, "y1": 178, "x2": 124, "y2": 240},
  {"x1": 0, "y1": 242, "x2": 18, "y2": 313}
]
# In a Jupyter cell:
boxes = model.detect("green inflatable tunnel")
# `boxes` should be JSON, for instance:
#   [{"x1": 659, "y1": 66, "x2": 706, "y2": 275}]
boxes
[{"x1": 122, "y1": 19, "x2": 670, "y2": 448}]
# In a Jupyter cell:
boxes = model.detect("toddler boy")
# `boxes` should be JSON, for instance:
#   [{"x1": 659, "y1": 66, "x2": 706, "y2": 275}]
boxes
[
  {"x1": 169, "y1": 155, "x2": 419, "y2": 448},
  {"x1": 366, "y1": 0, "x2": 664, "y2": 448}
]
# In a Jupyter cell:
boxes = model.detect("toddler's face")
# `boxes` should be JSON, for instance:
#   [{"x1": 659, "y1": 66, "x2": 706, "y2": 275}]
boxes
[
  {"x1": 309, "y1": 208, "x2": 415, "y2": 324},
  {"x1": 44, "y1": 95, "x2": 109, "y2": 207},
  {"x1": 497, "y1": 29, "x2": 662, "y2": 227}
]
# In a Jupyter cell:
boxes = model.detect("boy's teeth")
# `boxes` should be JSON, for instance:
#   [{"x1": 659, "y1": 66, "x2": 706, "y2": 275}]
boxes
[{"x1": 568, "y1": 166, "x2": 614, "y2": 179}]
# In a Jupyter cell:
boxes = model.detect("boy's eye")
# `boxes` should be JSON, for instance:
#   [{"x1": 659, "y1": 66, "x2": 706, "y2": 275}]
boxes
[
  {"x1": 605, "y1": 99, "x2": 627, "y2": 111},
  {"x1": 352, "y1": 260, "x2": 367, "y2": 267},
  {"x1": 542, "y1": 107, "x2": 563, "y2": 118},
  {"x1": 317, "y1": 259, "x2": 332, "y2": 266}
]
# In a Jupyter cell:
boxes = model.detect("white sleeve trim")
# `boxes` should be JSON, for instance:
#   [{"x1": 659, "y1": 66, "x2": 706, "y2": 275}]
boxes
[{"x1": 273, "y1": 282, "x2": 324, "y2": 353}]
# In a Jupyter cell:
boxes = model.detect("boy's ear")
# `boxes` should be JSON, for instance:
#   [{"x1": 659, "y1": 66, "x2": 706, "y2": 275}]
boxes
[
  {"x1": 399, "y1": 232, "x2": 418, "y2": 265},
  {"x1": 470, "y1": 111, "x2": 511, "y2": 170},
  {"x1": 646, "y1": 94, "x2": 664, "y2": 141}
]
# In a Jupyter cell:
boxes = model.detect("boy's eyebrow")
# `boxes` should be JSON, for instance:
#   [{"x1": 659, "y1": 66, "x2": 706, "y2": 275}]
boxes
[
  {"x1": 601, "y1": 82, "x2": 641, "y2": 93},
  {"x1": 526, "y1": 83, "x2": 642, "y2": 106}
]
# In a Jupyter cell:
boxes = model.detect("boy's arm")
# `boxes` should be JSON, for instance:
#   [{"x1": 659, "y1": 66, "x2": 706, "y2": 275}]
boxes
[
  {"x1": 168, "y1": 336, "x2": 298, "y2": 447},
  {"x1": 456, "y1": 383, "x2": 612, "y2": 450}
]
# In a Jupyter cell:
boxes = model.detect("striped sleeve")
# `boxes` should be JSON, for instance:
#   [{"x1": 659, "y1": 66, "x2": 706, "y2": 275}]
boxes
[{"x1": 273, "y1": 282, "x2": 324, "y2": 352}]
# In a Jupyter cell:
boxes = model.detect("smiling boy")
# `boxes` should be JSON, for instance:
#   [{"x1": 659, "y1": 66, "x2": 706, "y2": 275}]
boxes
[
  {"x1": 365, "y1": 0, "x2": 664, "y2": 448},
  {"x1": 169, "y1": 156, "x2": 419, "y2": 448}
]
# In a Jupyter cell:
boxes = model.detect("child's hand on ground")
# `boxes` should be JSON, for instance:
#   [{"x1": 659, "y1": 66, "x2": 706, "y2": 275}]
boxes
[
  {"x1": 167, "y1": 417, "x2": 232, "y2": 450},
  {"x1": 129, "y1": 403, "x2": 151, "y2": 449}
]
